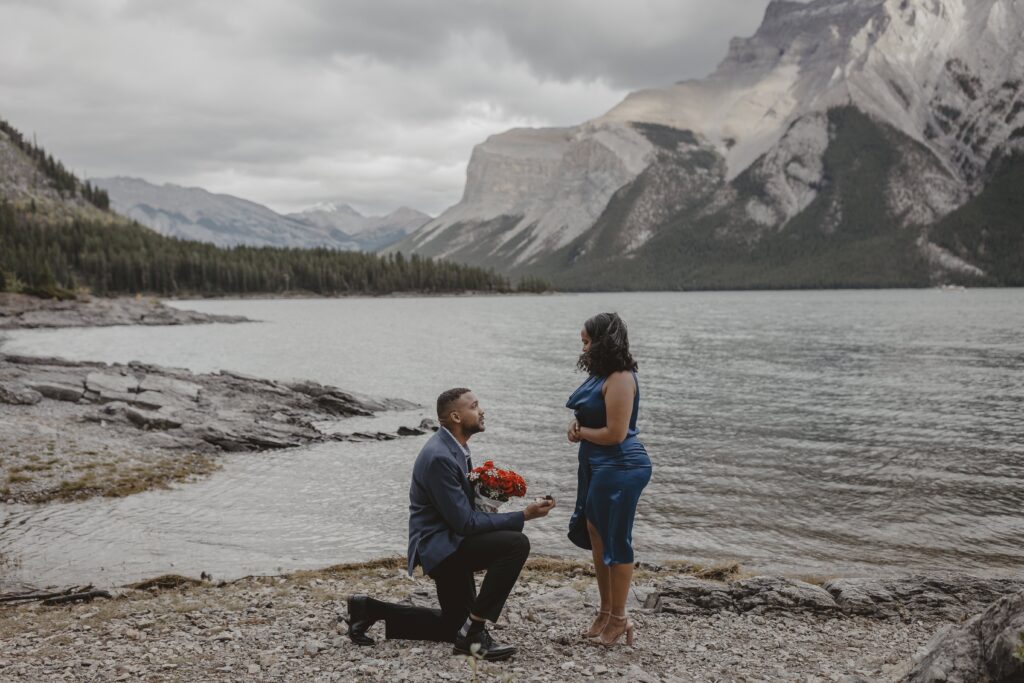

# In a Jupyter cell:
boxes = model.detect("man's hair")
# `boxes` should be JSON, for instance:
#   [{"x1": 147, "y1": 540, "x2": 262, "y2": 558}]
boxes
[{"x1": 436, "y1": 387, "x2": 472, "y2": 423}]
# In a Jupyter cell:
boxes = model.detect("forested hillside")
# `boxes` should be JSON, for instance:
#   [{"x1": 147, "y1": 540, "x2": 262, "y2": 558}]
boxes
[{"x1": 0, "y1": 119, "x2": 515, "y2": 297}]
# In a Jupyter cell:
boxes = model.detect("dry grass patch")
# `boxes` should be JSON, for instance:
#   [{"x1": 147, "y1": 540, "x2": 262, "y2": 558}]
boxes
[
  {"x1": 694, "y1": 562, "x2": 743, "y2": 582},
  {"x1": 295, "y1": 556, "x2": 406, "y2": 580},
  {"x1": 26, "y1": 452, "x2": 222, "y2": 503},
  {"x1": 524, "y1": 556, "x2": 590, "y2": 576},
  {"x1": 128, "y1": 575, "x2": 205, "y2": 591},
  {"x1": 17, "y1": 462, "x2": 55, "y2": 472},
  {"x1": 107, "y1": 453, "x2": 220, "y2": 497}
]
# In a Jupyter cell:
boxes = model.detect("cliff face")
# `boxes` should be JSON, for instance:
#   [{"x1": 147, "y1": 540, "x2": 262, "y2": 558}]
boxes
[
  {"x1": 396, "y1": 124, "x2": 653, "y2": 269},
  {"x1": 394, "y1": 0, "x2": 1024, "y2": 288}
]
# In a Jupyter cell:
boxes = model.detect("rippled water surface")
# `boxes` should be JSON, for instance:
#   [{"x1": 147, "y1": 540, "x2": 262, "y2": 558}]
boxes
[{"x1": 2, "y1": 290, "x2": 1023, "y2": 588}]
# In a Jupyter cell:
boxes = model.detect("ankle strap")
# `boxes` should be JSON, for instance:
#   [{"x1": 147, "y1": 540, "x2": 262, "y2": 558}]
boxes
[{"x1": 609, "y1": 613, "x2": 628, "y2": 620}]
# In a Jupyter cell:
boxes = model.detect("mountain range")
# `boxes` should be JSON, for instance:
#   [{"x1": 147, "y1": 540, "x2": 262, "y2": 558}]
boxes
[
  {"x1": 0, "y1": 120, "x2": 506, "y2": 297},
  {"x1": 392, "y1": 0, "x2": 1024, "y2": 288},
  {"x1": 287, "y1": 202, "x2": 431, "y2": 252},
  {"x1": 92, "y1": 177, "x2": 430, "y2": 253}
]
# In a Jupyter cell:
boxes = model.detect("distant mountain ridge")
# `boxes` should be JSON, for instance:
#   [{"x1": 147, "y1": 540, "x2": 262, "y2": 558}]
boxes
[
  {"x1": 288, "y1": 202, "x2": 431, "y2": 252},
  {"x1": 94, "y1": 177, "x2": 431, "y2": 253},
  {"x1": 393, "y1": 0, "x2": 1024, "y2": 288},
  {"x1": 1, "y1": 120, "x2": 511, "y2": 298},
  {"x1": 93, "y1": 177, "x2": 360, "y2": 251}
]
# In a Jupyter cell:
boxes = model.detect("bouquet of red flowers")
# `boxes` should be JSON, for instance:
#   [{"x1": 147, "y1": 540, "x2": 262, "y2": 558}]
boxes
[{"x1": 468, "y1": 460, "x2": 527, "y2": 512}]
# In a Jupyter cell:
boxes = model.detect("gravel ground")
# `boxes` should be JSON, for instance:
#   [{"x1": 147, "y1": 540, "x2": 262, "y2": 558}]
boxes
[{"x1": 0, "y1": 558, "x2": 950, "y2": 683}]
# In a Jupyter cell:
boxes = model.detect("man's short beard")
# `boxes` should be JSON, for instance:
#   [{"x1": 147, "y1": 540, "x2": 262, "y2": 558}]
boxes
[{"x1": 465, "y1": 422, "x2": 484, "y2": 435}]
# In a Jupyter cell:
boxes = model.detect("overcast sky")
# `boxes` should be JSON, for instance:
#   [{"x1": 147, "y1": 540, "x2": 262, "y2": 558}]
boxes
[{"x1": 0, "y1": 0, "x2": 774, "y2": 216}]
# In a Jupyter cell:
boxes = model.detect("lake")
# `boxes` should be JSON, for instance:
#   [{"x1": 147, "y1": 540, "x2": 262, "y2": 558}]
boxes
[{"x1": 1, "y1": 290, "x2": 1023, "y2": 587}]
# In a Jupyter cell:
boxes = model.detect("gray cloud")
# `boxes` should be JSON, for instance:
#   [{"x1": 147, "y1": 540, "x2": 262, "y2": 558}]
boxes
[{"x1": 0, "y1": 0, "x2": 772, "y2": 215}]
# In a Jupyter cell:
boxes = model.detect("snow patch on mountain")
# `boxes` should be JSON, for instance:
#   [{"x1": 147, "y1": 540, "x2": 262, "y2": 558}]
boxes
[{"x1": 397, "y1": 0, "x2": 1024, "y2": 275}]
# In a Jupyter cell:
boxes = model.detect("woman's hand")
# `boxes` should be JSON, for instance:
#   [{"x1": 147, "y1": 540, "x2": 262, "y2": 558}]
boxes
[{"x1": 567, "y1": 419, "x2": 581, "y2": 443}]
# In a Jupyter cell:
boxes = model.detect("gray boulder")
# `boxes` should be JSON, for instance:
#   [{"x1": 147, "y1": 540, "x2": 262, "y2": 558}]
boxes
[
  {"x1": 826, "y1": 575, "x2": 1024, "y2": 622},
  {"x1": 731, "y1": 575, "x2": 839, "y2": 614},
  {"x1": 131, "y1": 390, "x2": 183, "y2": 411},
  {"x1": 27, "y1": 380, "x2": 84, "y2": 402},
  {"x1": 138, "y1": 375, "x2": 201, "y2": 402},
  {"x1": 85, "y1": 371, "x2": 138, "y2": 396},
  {"x1": 900, "y1": 590, "x2": 1024, "y2": 683},
  {"x1": 125, "y1": 406, "x2": 183, "y2": 430},
  {"x1": 0, "y1": 382, "x2": 42, "y2": 405},
  {"x1": 651, "y1": 574, "x2": 838, "y2": 615},
  {"x1": 655, "y1": 575, "x2": 735, "y2": 613}
]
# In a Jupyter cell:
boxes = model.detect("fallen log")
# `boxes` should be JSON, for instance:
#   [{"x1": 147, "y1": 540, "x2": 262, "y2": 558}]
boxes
[
  {"x1": 0, "y1": 586, "x2": 85, "y2": 604},
  {"x1": 41, "y1": 589, "x2": 112, "y2": 606}
]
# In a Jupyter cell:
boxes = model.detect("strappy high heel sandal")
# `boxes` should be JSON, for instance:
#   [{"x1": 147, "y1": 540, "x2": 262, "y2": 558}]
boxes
[
  {"x1": 583, "y1": 610, "x2": 611, "y2": 639},
  {"x1": 598, "y1": 613, "x2": 635, "y2": 647}
]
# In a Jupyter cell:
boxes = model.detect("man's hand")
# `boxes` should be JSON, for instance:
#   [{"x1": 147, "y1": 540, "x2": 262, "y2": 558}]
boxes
[
  {"x1": 567, "y1": 419, "x2": 581, "y2": 443},
  {"x1": 524, "y1": 497, "x2": 556, "y2": 521}
]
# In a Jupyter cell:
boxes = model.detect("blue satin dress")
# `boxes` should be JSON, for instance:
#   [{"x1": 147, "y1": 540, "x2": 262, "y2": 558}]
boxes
[{"x1": 566, "y1": 372, "x2": 652, "y2": 565}]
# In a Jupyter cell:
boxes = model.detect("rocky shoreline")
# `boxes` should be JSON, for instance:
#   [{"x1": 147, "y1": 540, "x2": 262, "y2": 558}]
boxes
[
  {"x1": 1, "y1": 558, "x2": 1021, "y2": 682},
  {"x1": 2, "y1": 295, "x2": 1022, "y2": 681},
  {"x1": 0, "y1": 353, "x2": 430, "y2": 503},
  {"x1": 0, "y1": 292, "x2": 250, "y2": 329}
]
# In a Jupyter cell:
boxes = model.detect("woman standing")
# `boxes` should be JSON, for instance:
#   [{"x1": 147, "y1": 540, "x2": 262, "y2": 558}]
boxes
[{"x1": 566, "y1": 312, "x2": 652, "y2": 647}]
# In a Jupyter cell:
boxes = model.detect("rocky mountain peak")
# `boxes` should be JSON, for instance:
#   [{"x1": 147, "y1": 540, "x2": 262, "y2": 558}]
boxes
[
  {"x1": 393, "y1": 0, "x2": 1024, "y2": 288},
  {"x1": 382, "y1": 206, "x2": 429, "y2": 222},
  {"x1": 304, "y1": 201, "x2": 363, "y2": 218}
]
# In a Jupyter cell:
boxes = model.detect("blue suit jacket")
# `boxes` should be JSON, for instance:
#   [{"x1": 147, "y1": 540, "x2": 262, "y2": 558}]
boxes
[{"x1": 407, "y1": 429, "x2": 525, "y2": 575}]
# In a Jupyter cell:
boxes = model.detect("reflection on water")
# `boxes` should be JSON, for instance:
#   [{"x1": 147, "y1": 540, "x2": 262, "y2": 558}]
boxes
[{"x1": 1, "y1": 290, "x2": 1023, "y2": 588}]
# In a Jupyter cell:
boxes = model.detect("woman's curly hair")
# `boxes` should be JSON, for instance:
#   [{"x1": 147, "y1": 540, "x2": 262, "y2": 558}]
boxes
[{"x1": 577, "y1": 312, "x2": 638, "y2": 377}]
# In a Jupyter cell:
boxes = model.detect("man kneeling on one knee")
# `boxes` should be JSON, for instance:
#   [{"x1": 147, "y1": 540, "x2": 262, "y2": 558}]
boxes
[{"x1": 346, "y1": 387, "x2": 556, "y2": 661}]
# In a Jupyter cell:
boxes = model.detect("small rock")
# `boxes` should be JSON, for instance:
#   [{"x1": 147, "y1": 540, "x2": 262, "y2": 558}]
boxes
[
  {"x1": 26, "y1": 381, "x2": 83, "y2": 402},
  {"x1": 125, "y1": 406, "x2": 183, "y2": 430},
  {"x1": 85, "y1": 371, "x2": 138, "y2": 396},
  {"x1": 0, "y1": 382, "x2": 42, "y2": 405}
]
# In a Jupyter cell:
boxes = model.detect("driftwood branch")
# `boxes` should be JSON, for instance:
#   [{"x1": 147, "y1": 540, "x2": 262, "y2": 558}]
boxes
[
  {"x1": 1, "y1": 584, "x2": 111, "y2": 606},
  {"x1": 41, "y1": 589, "x2": 111, "y2": 606},
  {"x1": 0, "y1": 586, "x2": 86, "y2": 604}
]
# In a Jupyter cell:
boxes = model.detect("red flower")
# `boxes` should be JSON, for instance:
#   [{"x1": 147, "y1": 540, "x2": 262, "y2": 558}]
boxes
[{"x1": 469, "y1": 460, "x2": 528, "y2": 502}]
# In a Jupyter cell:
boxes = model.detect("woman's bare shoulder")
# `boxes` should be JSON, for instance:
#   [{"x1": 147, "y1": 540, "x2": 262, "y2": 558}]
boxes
[{"x1": 602, "y1": 371, "x2": 636, "y2": 395}]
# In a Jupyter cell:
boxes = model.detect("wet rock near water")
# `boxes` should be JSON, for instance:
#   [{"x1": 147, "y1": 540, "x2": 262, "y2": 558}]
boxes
[
  {"x1": 0, "y1": 354, "x2": 422, "y2": 503},
  {"x1": 898, "y1": 590, "x2": 1024, "y2": 683},
  {"x1": 0, "y1": 292, "x2": 250, "y2": 329},
  {"x1": 646, "y1": 572, "x2": 1024, "y2": 623}
]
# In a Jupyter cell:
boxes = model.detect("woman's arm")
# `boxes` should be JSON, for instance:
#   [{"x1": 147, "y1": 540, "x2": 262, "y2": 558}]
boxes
[{"x1": 577, "y1": 371, "x2": 634, "y2": 446}]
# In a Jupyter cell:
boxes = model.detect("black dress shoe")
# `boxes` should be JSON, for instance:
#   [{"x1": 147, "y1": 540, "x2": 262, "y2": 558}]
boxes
[
  {"x1": 344, "y1": 594, "x2": 378, "y2": 646},
  {"x1": 453, "y1": 627, "x2": 516, "y2": 661}
]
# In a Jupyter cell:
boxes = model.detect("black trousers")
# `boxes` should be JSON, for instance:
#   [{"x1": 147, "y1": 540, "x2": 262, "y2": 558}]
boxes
[{"x1": 370, "y1": 530, "x2": 530, "y2": 643}]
